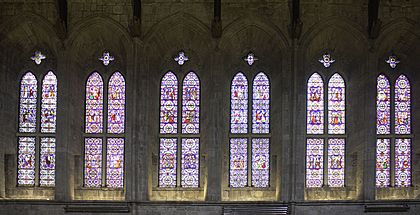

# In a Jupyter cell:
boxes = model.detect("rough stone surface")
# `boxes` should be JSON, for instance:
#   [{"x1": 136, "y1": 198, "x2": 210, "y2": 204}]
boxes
[{"x1": 0, "y1": 0, "x2": 420, "y2": 214}]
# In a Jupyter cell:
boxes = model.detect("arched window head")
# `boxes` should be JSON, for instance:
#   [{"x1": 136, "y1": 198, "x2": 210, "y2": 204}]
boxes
[
  {"x1": 41, "y1": 71, "x2": 57, "y2": 133},
  {"x1": 395, "y1": 74, "x2": 410, "y2": 135},
  {"x1": 231, "y1": 72, "x2": 248, "y2": 134},
  {"x1": 160, "y1": 72, "x2": 178, "y2": 134},
  {"x1": 252, "y1": 72, "x2": 270, "y2": 134},
  {"x1": 376, "y1": 74, "x2": 390, "y2": 135},
  {"x1": 307, "y1": 73, "x2": 324, "y2": 134},
  {"x1": 19, "y1": 72, "x2": 38, "y2": 133},
  {"x1": 328, "y1": 73, "x2": 345, "y2": 134},
  {"x1": 107, "y1": 72, "x2": 126, "y2": 134},
  {"x1": 182, "y1": 72, "x2": 200, "y2": 134},
  {"x1": 85, "y1": 72, "x2": 104, "y2": 134}
]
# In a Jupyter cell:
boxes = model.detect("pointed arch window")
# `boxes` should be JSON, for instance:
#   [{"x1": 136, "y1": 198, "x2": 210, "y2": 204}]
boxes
[
  {"x1": 306, "y1": 73, "x2": 346, "y2": 188},
  {"x1": 158, "y1": 71, "x2": 201, "y2": 188},
  {"x1": 229, "y1": 72, "x2": 271, "y2": 188},
  {"x1": 17, "y1": 71, "x2": 57, "y2": 187},
  {"x1": 84, "y1": 71, "x2": 126, "y2": 188},
  {"x1": 376, "y1": 74, "x2": 412, "y2": 188}
]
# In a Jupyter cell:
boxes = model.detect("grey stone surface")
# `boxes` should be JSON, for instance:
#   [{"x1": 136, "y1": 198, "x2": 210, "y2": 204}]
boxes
[{"x1": 0, "y1": 0, "x2": 420, "y2": 214}]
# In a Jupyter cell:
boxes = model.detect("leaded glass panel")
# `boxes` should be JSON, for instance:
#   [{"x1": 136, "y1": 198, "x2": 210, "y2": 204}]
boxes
[
  {"x1": 181, "y1": 138, "x2": 199, "y2": 187},
  {"x1": 376, "y1": 138, "x2": 390, "y2": 188},
  {"x1": 328, "y1": 74, "x2": 345, "y2": 134},
  {"x1": 85, "y1": 72, "x2": 104, "y2": 134},
  {"x1": 41, "y1": 71, "x2": 57, "y2": 133},
  {"x1": 40, "y1": 137, "x2": 55, "y2": 187},
  {"x1": 160, "y1": 72, "x2": 178, "y2": 134},
  {"x1": 106, "y1": 138, "x2": 124, "y2": 188},
  {"x1": 107, "y1": 72, "x2": 125, "y2": 134},
  {"x1": 377, "y1": 75, "x2": 390, "y2": 135},
  {"x1": 84, "y1": 138, "x2": 102, "y2": 187},
  {"x1": 229, "y1": 138, "x2": 248, "y2": 188},
  {"x1": 182, "y1": 72, "x2": 200, "y2": 134},
  {"x1": 159, "y1": 138, "x2": 177, "y2": 187},
  {"x1": 19, "y1": 72, "x2": 37, "y2": 133},
  {"x1": 307, "y1": 73, "x2": 324, "y2": 134},
  {"x1": 327, "y1": 138, "x2": 345, "y2": 187},
  {"x1": 395, "y1": 138, "x2": 411, "y2": 187},
  {"x1": 231, "y1": 73, "x2": 248, "y2": 134},
  {"x1": 306, "y1": 138, "x2": 323, "y2": 187},
  {"x1": 17, "y1": 137, "x2": 36, "y2": 186},
  {"x1": 395, "y1": 75, "x2": 411, "y2": 135},
  {"x1": 251, "y1": 138, "x2": 269, "y2": 188},
  {"x1": 252, "y1": 73, "x2": 270, "y2": 134}
]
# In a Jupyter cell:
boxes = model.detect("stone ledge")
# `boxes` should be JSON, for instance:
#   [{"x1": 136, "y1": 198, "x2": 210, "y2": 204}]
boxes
[
  {"x1": 64, "y1": 203, "x2": 130, "y2": 213},
  {"x1": 364, "y1": 204, "x2": 409, "y2": 212}
]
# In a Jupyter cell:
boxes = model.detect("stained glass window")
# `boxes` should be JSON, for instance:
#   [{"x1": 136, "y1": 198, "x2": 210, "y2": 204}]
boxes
[
  {"x1": 106, "y1": 138, "x2": 124, "y2": 188},
  {"x1": 159, "y1": 138, "x2": 177, "y2": 187},
  {"x1": 107, "y1": 72, "x2": 125, "y2": 134},
  {"x1": 231, "y1": 73, "x2": 248, "y2": 134},
  {"x1": 182, "y1": 72, "x2": 200, "y2": 134},
  {"x1": 84, "y1": 138, "x2": 102, "y2": 188},
  {"x1": 181, "y1": 138, "x2": 200, "y2": 187},
  {"x1": 252, "y1": 73, "x2": 270, "y2": 134},
  {"x1": 376, "y1": 139, "x2": 390, "y2": 188},
  {"x1": 395, "y1": 75, "x2": 411, "y2": 135},
  {"x1": 85, "y1": 72, "x2": 104, "y2": 134},
  {"x1": 328, "y1": 74, "x2": 345, "y2": 134},
  {"x1": 327, "y1": 138, "x2": 345, "y2": 187},
  {"x1": 251, "y1": 138, "x2": 269, "y2": 187},
  {"x1": 17, "y1": 137, "x2": 36, "y2": 186},
  {"x1": 395, "y1": 139, "x2": 411, "y2": 187},
  {"x1": 19, "y1": 72, "x2": 38, "y2": 133},
  {"x1": 307, "y1": 73, "x2": 324, "y2": 134},
  {"x1": 160, "y1": 72, "x2": 178, "y2": 134},
  {"x1": 230, "y1": 138, "x2": 248, "y2": 188},
  {"x1": 306, "y1": 138, "x2": 323, "y2": 188},
  {"x1": 377, "y1": 75, "x2": 390, "y2": 135},
  {"x1": 40, "y1": 137, "x2": 56, "y2": 187},
  {"x1": 41, "y1": 71, "x2": 57, "y2": 133},
  {"x1": 158, "y1": 71, "x2": 201, "y2": 188}
]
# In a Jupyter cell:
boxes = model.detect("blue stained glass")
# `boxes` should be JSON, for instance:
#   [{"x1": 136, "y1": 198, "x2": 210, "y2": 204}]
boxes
[
  {"x1": 160, "y1": 72, "x2": 178, "y2": 134},
  {"x1": 182, "y1": 72, "x2": 200, "y2": 134},
  {"x1": 40, "y1": 137, "x2": 56, "y2": 187},
  {"x1": 159, "y1": 138, "x2": 177, "y2": 187},
  {"x1": 181, "y1": 138, "x2": 200, "y2": 187},
  {"x1": 107, "y1": 72, "x2": 126, "y2": 134},
  {"x1": 85, "y1": 72, "x2": 104, "y2": 134},
  {"x1": 307, "y1": 73, "x2": 324, "y2": 134},
  {"x1": 251, "y1": 138, "x2": 269, "y2": 187},
  {"x1": 41, "y1": 71, "x2": 57, "y2": 133},
  {"x1": 19, "y1": 72, "x2": 38, "y2": 133},
  {"x1": 231, "y1": 73, "x2": 248, "y2": 134},
  {"x1": 229, "y1": 138, "x2": 248, "y2": 188},
  {"x1": 252, "y1": 73, "x2": 270, "y2": 134}
]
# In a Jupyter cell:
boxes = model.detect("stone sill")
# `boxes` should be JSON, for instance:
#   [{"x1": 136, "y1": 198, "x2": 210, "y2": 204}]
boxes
[
  {"x1": 376, "y1": 186, "x2": 420, "y2": 200},
  {"x1": 152, "y1": 187, "x2": 205, "y2": 191},
  {"x1": 73, "y1": 188, "x2": 125, "y2": 201},
  {"x1": 304, "y1": 186, "x2": 357, "y2": 201}
]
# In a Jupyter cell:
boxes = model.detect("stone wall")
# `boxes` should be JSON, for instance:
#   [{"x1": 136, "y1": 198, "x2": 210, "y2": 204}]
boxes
[{"x1": 0, "y1": 0, "x2": 420, "y2": 214}]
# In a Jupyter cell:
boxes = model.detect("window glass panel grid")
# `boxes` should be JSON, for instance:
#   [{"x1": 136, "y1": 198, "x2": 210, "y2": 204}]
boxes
[
  {"x1": 395, "y1": 75, "x2": 411, "y2": 135},
  {"x1": 41, "y1": 71, "x2": 57, "y2": 133},
  {"x1": 395, "y1": 138, "x2": 411, "y2": 187},
  {"x1": 17, "y1": 72, "x2": 57, "y2": 187},
  {"x1": 307, "y1": 73, "x2": 324, "y2": 134},
  {"x1": 84, "y1": 72, "x2": 126, "y2": 188},
  {"x1": 106, "y1": 138, "x2": 124, "y2": 188},
  {"x1": 231, "y1": 73, "x2": 248, "y2": 134},
  {"x1": 376, "y1": 138, "x2": 391, "y2": 188},
  {"x1": 19, "y1": 72, "x2": 38, "y2": 133},
  {"x1": 160, "y1": 72, "x2": 178, "y2": 134},
  {"x1": 327, "y1": 138, "x2": 345, "y2": 187},
  {"x1": 328, "y1": 74, "x2": 345, "y2": 134},
  {"x1": 251, "y1": 138, "x2": 269, "y2": 187},
  {"x1": 85, "y1": 72, "x2": 104, "y2": 134},
  {"x1": 107, "y1": 72, "x2": 126, "y2": 134},
  {"x1": 377, "y1": 75, "x2": 391, "y2": 135},
  {"x1": 17, "y1": 137, "x2": 36, "y2": 186},
  {"x1": 181, "y1": 138, "x2": 200, "y2": 187},
  {"x1": 159, "y1": 138, "x2": 177, "y2": 187},
  {"x1": 40, "y1": 137, "x2": 56, "y2": 187},
  {"x1": 229, "y1": 138, "x2": 248, "y2": 188},
  {"x1": 306, "y1": 138, "x2": 324, "y2": 188},
  {"x1": 158, "y1": 71, "x2": 201, "y2": 188},
  {"x1": 182, "y1": 72, "x2": 200, "y2": 134},
  {"x1": 84, "y1": 138, "x2": 103, "y2": 188},
  {"x1": 375, "y1": 74, "x2": 412, "y2": 188},
  {"x1": 252, "y1": 73, "x2": 270, "y2": 134}
]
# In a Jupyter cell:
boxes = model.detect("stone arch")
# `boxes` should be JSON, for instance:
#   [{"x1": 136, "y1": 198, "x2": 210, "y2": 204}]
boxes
[{"x1": 66, "y1": 15, "x2": 133, "y2": 76}]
